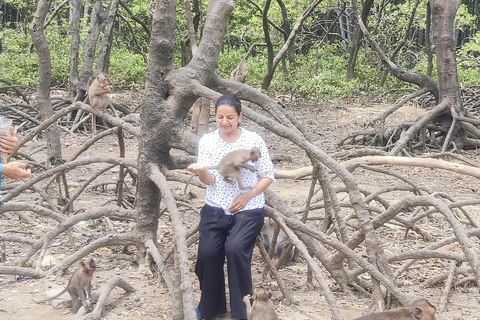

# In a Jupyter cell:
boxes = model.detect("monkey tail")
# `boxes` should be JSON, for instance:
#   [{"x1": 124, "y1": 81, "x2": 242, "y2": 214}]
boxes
[
  {"x1": 32, "y1": 287, "x2": 68, "y2": 304},
  {"x1": 184, "y1": 174, "x2": 196, "y2": 195}
]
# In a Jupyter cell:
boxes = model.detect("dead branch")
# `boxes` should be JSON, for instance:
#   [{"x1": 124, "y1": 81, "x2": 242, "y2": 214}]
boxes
[
  {"x1": 147, "y1": 163, "x2": 196, "y2": 320},
  {"x1": 51, "y1": 233, "x2": 141, "y2": 275},
  {"x1": 145, "y1": 239, "x2": 175, "y2": 296},
  {"x1": 266, "y1": 208, "x2": 345, "y2": 320},
  {"x1": 0, "y1": 266, "x2": 46, "y2": 278},
  {"x1": 17, "y1": 206, "x2": 136, "y2": 267},
  {"x1": 343, "y1": 155, "x2": 480, "y2": 179},
  {"x1": 438, "y1": 260, "x2": 456, "y2": 312},
  {"x1": 75, "y1": 275, "x2": 135, "y2": 320},
  {"x1": 255, "y1": 237, "x2": 296, "y2": 305}
]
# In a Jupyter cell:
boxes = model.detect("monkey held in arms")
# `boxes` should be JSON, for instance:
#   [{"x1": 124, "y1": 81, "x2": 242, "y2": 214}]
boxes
[{"x1": 33, "y1": 259, "x2": 96, "y2": 313}]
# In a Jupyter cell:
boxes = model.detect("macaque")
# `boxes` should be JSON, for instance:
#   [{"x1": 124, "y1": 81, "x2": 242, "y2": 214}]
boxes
[
  {"x1": 261, "y1": 218, "x2": 293, "y2": 267},
  {"x1": 353, "y1": 299, "x2": 437, "y2": 320},
  {"x1": 211, "y1": 147, "x2": 261, "y2": 189},
  {"x1": 34, "y1": 259, "x2": 96, "y2": 313},
  {"x1": 243, "y1": 287, "x2": 279, "y2": 320},
  {"x1": 88, "y1": 72, "x2": 112, "y2": 134},
  {"x1": 185, "y1": 147, "x2": 261, "y2": 194}
]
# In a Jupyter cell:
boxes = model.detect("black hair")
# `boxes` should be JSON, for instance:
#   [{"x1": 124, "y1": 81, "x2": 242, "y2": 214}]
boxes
[{"x1": 214, "y1": 94, "x2": 242, "y2": 115}]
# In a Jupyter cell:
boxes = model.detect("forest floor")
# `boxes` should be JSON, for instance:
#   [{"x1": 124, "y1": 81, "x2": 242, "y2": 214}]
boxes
[{"x1": 1, "y1": 93, "x2": 480, "y2": 320}]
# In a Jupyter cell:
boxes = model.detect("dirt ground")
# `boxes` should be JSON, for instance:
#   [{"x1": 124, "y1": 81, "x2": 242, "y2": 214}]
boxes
[{"x1": 1, "y1": 95, "x2": 480, "y2": 320}]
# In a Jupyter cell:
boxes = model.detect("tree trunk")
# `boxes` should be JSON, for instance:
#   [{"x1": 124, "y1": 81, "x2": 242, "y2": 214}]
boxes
[
  {"x1": 261, "y1": 0, "x2": 323, "y2": 90},
  {"x1": 30, "y1": 0, "x2": 64, "y2": 200},
  {"x1": 346, "y1": 0, "x2": 373, "y2": 81},
  {"x1": 96, "y1": 0, "x2": 120, "y2": 72},
  {"x1": 80, "y1": 0, "x2": 108, "y2": 84},
  {"x1": 431, "y1": 0, "x2": 463, "y2": 107},
  {"x1": 68, "y1": 0, "x2": 82, "y2": 100}
]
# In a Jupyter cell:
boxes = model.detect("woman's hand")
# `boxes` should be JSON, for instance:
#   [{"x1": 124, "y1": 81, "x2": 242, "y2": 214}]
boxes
[
  {"x1": 229, "y1": 191, "x2": 255, "y2": 213},
  {"x1": 229, "y1": 177, "x2": 274, "y2": 213},
  {"x1": 187, "y1": 163, "x2": 206, "y2": 174},
  {"x1": 2, "y1": 162, "x2": 31, "y2": 179},
  {"x1": 187, "y1": 163, "x2": 215, "y2": 185},
  {"x1": 0, "y1": 127, "x2": 19, "y2": 155}
]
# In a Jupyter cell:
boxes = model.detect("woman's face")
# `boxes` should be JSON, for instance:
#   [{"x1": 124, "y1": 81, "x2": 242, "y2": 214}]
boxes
[{"x1": 216, "y1": 104, "x2": 241, "y2": 135}]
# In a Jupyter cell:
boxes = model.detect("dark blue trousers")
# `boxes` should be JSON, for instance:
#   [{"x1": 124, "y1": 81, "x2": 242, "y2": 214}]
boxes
[{"x1": 195, "y1": 204, "x2": 265, "y2": 320}]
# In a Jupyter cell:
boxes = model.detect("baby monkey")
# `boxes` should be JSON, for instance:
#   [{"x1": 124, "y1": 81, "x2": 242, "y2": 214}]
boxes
[
  {"x1": 34, "y1": 259, "x2": 96, "y2": 313},
  {"x1": 243, "y1": 287, "x2": 279, "y2": 320},
  {"x1": 215, "y1": 147, "x2": 261, "y2": 189},
  {"x1": 185, "y1": 147, "x2": 261, "y2": 194}
]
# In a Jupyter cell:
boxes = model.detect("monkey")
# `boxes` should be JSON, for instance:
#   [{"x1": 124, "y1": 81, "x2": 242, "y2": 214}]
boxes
[
  {"x1": 215, "y1": 147, "x2": 261, "y2": 189},
  {"x1": 88, "y1": 72, "x2": 112, "y2": 135},
  {"x1": 260, "y1": 218, "x2": 293, "y2": 267},
  {"x1": 184, "y1": 147, "x2": 261, "y2": 194},
  {"x1": 243, "y1": 287, "x2": 279, "y2": 320},
  {"x1": 33, "y1": 259, "x2": 96, "y2": 313},
  {"x1": 88, "y1": 72, "x2": 112, "y2": 111},
  {"x1": 353, "y1": 299, "x2": 437, "y2": 320}
]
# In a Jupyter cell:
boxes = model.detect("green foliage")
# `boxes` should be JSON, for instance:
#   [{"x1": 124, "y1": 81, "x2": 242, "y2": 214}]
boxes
[
  {"x1": 109, "y1": 49, "x2": 147, "y2": 86},
  {"x1": 2, "y1": 0, "x2": 480, "y2": 102},
  {"x1": 456, "y1": 4, "x2": 477, "y2": 30},
  {"x1": 456, "y1": 31, "x2": 480, "y2": 87},
  {"x1": 0, "y1": 30, "x2": 39, "y2": 87}
]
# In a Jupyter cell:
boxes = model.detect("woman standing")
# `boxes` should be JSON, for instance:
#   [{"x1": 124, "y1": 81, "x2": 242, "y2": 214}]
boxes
[{"x1": 187, "y1": 94, "x2": 275, "y2": 320}]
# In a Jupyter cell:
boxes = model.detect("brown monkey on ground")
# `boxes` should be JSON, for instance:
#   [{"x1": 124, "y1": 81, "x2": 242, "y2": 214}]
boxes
[
  {"x1": 88, "y1": 72, "x2": 112, "y2": 134},
  {"x1": 185, "y1": 147, "x2": 261, "y2": 194},
  {"x1": 34, "y1": 259, "x2": 96, "y2": 313},
  {"x1": 243, "y1": 287, "x2": 278, "y2": 320},
  {"x1": 353, "y1": 299, "x2": 437, "y2": 320}
]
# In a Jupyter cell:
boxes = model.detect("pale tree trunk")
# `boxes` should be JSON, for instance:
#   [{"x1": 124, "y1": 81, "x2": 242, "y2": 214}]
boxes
[
  {"x1": 96, "y1": 0, "x2": 120, "y2": 72},
  {"x1": 79, "y1": 0, "x2": 109, "y2": 84},
  {"x1": 30, "y1": 0, "x2": 64, "y2": 203},
  {"x1": 68, "y1": 0, "x2": 82, "y2": 100},
  {"x1": 346, "y1": 0, "x2": 373, "y2": 81},
  {"x1": 261, "y1": 0, "x2": 323, "y2": 90},
  {"x1": 186, "y1": 0, "x2": 210, "y2": 137}
]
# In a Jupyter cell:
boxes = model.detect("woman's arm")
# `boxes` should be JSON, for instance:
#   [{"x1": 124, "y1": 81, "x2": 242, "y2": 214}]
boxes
[
  {"x1": 229, "y1": 177, "x2": 273, "y2": 213},
  {"x1": 186, "y1": 163, "x2": 215, "y2": 185}
]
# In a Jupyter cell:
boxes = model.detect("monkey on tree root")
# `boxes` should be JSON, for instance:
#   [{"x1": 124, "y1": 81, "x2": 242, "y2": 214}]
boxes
[
  {"x1": 243, "y1": 287, "x2": 279, "y2": 320},
  {"x1": 88, "y1": 72, "x2": 112, "y2": 135},
  {"x1": 353, "y1": 299, "x2": 437, "y2": 320},
  {"x1": 33, "y1": 259, "x2": 96, "y2": 313},
  {"x1": 185, "y1": 147, "x2": 261, "y2": 194},
  {"x1": 260, "y1": 217, "x2": 293, "y2": 267}
]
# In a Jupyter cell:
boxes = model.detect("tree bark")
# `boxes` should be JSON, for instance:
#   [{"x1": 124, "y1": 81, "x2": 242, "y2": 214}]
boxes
[
  {"x1": 68, "y1": 0, "x2": 82, "y2": 100},
  {"x1": 96, "y1": 0, "x2": 120, "y2": 72},
  {"x1": 431, "y1": 0, "x2": 463, "y2": 108},
  {"x1": 30, "y1": 0, "x2": 64, "y2": 205},
  {"x1": 346, "y1": 0, "x2": 373, "y2": 81}
]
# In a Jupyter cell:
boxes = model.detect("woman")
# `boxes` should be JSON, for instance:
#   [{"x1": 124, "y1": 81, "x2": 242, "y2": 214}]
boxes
[{"x1": 187, "y1": 94, "x2": 274, "y2": 320}]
